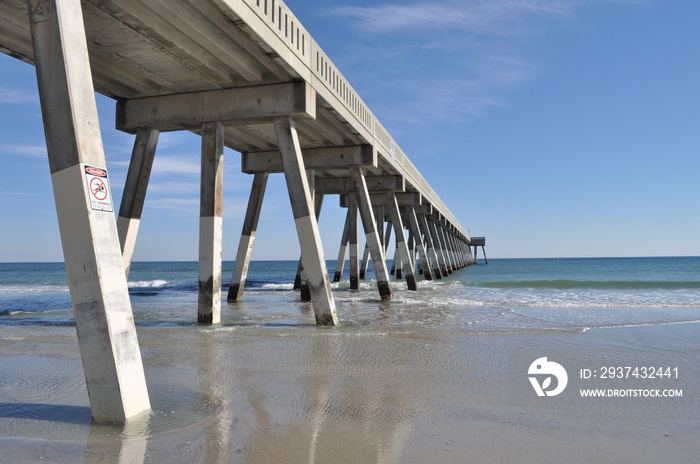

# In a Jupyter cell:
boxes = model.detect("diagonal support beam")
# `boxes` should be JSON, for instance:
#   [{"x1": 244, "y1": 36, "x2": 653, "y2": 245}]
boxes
[
  {"x1": 274, "y1": 117, "x2": 338, "y2": 325},
  {"x1": 387, "y1": 192, "x2": 418, "y2": 290},
  {"x1": 29, "y1": 0, "x2": 149, "y2": 422},
  {"x1": 419, "y1": 213, "x2": 443, "y2": 279},
  {"x1": 333, "y1": 208, "x2": 351, "y2": 283},
  {"x1": 407, "y1": 206, "x2": 433, "y2": 280},
  {"x1": 351, "y1": 167, "x2": 393, "y2": 300},
  {"x1": 227, "y1": 172, "x2": 269, "y2": 301},
  {"x1": 299, "y1": 191, "x2": 324, "y2": 301},
  {"x1": 117, "y1": 127, "x2": 159, "y2": 278}
]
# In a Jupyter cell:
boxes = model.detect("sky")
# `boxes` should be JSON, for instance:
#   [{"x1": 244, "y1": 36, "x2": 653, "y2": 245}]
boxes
[{"x1": 1, "y1": 0, "x2": 699, "y2": 262}]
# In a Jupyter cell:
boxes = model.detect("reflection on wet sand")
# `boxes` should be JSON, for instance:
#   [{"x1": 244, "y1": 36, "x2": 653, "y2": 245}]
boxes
[
  {"x1": 235, "y1": 333, "x2": 425, "y2": 463},
  {"x1": 2, "y1": 321, "x2": 699, "y2": 463},
  {"x1": 83, "y1": 412, "x2": 149, "y2": 464}
]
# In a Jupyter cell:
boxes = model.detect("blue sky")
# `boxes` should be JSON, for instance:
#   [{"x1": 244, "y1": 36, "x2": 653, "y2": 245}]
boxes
[{"x1": 1, "y1": 0, "x2": 699, "y2": 262}]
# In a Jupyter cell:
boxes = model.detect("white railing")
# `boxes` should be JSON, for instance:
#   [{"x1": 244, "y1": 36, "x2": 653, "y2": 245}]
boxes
[{"x1": 240, "y1": 0, "x2": 466, "y2": 236}]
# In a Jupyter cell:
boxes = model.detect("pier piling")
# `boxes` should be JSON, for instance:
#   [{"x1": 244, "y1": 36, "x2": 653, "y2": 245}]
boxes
[{"x1": 28, "y1": 0, "x2": 150, "y2": 422}]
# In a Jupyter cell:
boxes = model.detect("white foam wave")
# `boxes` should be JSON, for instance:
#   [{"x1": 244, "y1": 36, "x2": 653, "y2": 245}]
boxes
[
  {"x1": 0, "y1": 285, "x2": 68, "y2": 294},
  {"x1": 260, "y1": 283, "x2": 294, "y2": 290},
  {"x1": 128, "y1": 280, "x2": 169, "y2": 288}
]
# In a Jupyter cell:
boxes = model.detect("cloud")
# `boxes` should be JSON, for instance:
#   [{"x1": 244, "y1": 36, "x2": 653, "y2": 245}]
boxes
[
  {"x1": 325, "y1": 0, "x2": 645, "y2": 128},
  {"x1": 330, "y1": 0, "x2": 647, "y2": 34},
  {"x1": 330, "y1": 0, "x2": 577, "y2": 35},
  {"x1": 145, "y1": 197, "x2": 199, "y2": 215},
  {"x1": 151, "y1": 155, "x2": 200, "y2": 176},
  {"x1": 0, "y1": 87, "x2": 38, "y2": 104},
  {"x1": 0, "y1": 144, "x2": 46, "y2": 158}
]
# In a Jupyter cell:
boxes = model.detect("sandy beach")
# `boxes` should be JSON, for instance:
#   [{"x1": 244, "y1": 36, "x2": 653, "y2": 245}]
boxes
[{"x1": 1, "y1": 319, "x2": 698, "y2": 463}]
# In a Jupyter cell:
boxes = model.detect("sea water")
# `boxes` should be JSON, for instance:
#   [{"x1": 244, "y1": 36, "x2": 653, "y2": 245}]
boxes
[
  {"x1": 2, "y1": 257, "x2": 699, "y2": 333},
  {"x1": 1, "y1": 257, "x2": 699, "y2": 462}
]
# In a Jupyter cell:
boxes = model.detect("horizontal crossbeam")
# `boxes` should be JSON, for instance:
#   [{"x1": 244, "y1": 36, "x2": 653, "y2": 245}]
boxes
[
  {"x1": 369, "y1": 192, "x2": 421, "y2": 206},
  {"x1": 318, "y1": 176, "x2": 404, "y2": 195},
  {"x1": 340, "y1": 191, "x2": 419, "y2": 207},
  {"x1": 116, "y1": 82, "x2": 316, "y2": 132},
  {"x1": 242, "y1": 145, "x2": 376, "y2": 174}
]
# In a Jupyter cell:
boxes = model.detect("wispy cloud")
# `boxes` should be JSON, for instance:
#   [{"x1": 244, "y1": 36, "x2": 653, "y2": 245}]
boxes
[
  {"x1": 331, "y1": 0, "x2": 646, "y2": 34},
  {"x1": 331, "y1": 0, "x2": 576, "y2": 35},
  {"x1": 0, "y1": 86, "x2": 38, "y2": 104},
  {"x1": 326, "y1": 0, "x2": 647, "y2": 129},
  {"x1": 151, "y1": 155, "x2": 200, "y2": 176},
  {"x1": 0, "y1": 144, "x2": 46, "y2": 159}
]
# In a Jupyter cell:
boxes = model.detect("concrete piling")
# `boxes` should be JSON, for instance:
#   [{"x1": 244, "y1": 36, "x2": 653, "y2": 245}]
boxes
[
  {"x1": 387, "y1": 192, "x2": 418, "y2": 290},
  {"x1": 198, "y1": 121, "x2": 225, "y2": 324},
  {"x1": 227, "y1": 172, "x2": 269, "y2": 301},
  {"x1": 274, "y1": 117, "x2": 338, "y2": 325},
  {"x1": 117, "y1": 128, "x2": 159, "y2": 278},
  {"x1": 351, "y1": 167, "x2": 393, "y2": 300},
  {"x1": 29, "y1": 0, "x2": 150, "y2": 422}
]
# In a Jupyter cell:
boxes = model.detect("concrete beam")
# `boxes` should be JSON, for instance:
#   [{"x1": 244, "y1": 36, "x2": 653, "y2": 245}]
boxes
[
  {"x1": 29, "y1": 0, "x2": 149, "y2": 422},
  {"x1": 274, "y1": 116, "x2": 338, "y2": 325},
  {"x1": 339, "y1": 190, "x2": 415, "y2": 207},
  {"x1": 116, "y1": 82, "x2": 316, "y2": 132},
  {"x1": 387, "y1": 192, "x2": 418, "y2": 291},
  {"x1": 368, "y1": 192, "x2": 420, "y2": 207},
  {"x1": 299, "y1": 190, "x2": 324, "y2": 302},
  {"x1": 351, "y1": 167, "x2": 393, "y2": 300},
  {"x1": 117, "y1": 128, "x2": 159, "y2": 278},
  {"x1": 242, "y1": 145, "x2": 376, "y2": 174},
  {"x1": 332, "y1": 208, "x2": 351, "y2": 283},
  {"x1": 227, "y1": 172, "x2": 268, "y2": 301},
  {"x1": 407, "y1": 206, "x2": 433, "y2": 280},
  {"x1": 318, "y1": 175, "x2": 404, "y2": 195},
  {"x1": 418, "y1": 213, "x2": 442, "y2": 279},
  {"x1": 348, "y1": 195, "x2": 360, "y2": 290},
  {"x1": 198, "y1": 122, "x2": 225, "y2": 324}
]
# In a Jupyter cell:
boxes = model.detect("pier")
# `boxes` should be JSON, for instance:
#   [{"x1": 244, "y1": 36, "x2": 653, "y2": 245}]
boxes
[{"x1": 1, "y1": 0, "x2": 479, "y2": 421}]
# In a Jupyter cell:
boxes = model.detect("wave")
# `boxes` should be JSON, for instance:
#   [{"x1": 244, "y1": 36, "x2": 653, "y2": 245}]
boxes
[
  {"x1": 0, "y1": 285, "x2": 69, "y2": 294},
  {"x1": 475, "y1": 280, "x2": 700, "y2": 290},
  {"x1": 128, "y1": 280, "x2": 169, "y2": 288}
]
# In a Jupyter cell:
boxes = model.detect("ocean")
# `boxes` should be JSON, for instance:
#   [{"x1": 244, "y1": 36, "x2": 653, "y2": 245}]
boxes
[
  {"x1": 2, "y1": 256, "x2": 700, "y2": 332},
  {"x1": 1, "y1": 257, "x2": 699, "y2": 463}
]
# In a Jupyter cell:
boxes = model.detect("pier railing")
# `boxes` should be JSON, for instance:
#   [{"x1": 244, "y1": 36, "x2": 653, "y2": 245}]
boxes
[{"x1": 236, "y1": 0, "x2": 466, "y2": 236}]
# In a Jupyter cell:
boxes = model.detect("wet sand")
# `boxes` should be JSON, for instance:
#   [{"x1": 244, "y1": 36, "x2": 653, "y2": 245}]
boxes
[{"x1": 1, "y1": 321, "x2": 698, "y2": 463}]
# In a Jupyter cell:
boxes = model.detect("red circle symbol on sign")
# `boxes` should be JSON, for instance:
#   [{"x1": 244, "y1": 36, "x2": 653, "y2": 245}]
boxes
[{"x1": 90, "y1": 177, "x2": 108, "y2": 201}]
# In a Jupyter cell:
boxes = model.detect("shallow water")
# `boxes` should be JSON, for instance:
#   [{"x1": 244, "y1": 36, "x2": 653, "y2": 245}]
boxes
[
  {"x1": 3, "y1": 257, "x2": 700, "y2": 332},
  {"x1": 1, "y1": 258, "x2": 699, "y2": 462}
]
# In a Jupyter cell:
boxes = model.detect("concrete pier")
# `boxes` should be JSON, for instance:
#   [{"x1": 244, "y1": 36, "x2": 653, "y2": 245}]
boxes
[
  {"x1": 352, "y1": 167, "x2": 393, "y2": 300},
  {"x1": 274, "y1": 117, "x2": 338, "y2": 325},
  {"x1": 227, "y1": 172, "x2": 268, "y2": 301},
  {"x1": 1, "y1": 0, "x2": 482, "y2": 421},
  {"x1": 27, "y1": 0, "x2": 150, "y2": 422},
  {"x1": 117, "y1": 128, "x2": 159, "y2": 278},
  {"x1": 332, "y1": 209, "x2": 352, "y2": 283},
  {"x1": 348, "y1": 195, "x2": 360, "y2": 290},
  {"x1": 387, "y1": 192, "x2": 418, "y2": 290},
  {"x1": 198, "y1": 122, "x2": 225, "y2": 324}
]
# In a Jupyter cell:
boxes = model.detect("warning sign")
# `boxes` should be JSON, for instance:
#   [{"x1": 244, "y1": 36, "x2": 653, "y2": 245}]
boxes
[{"x1": 85, "y1": 165, "x2": 113, "y2": 212}]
